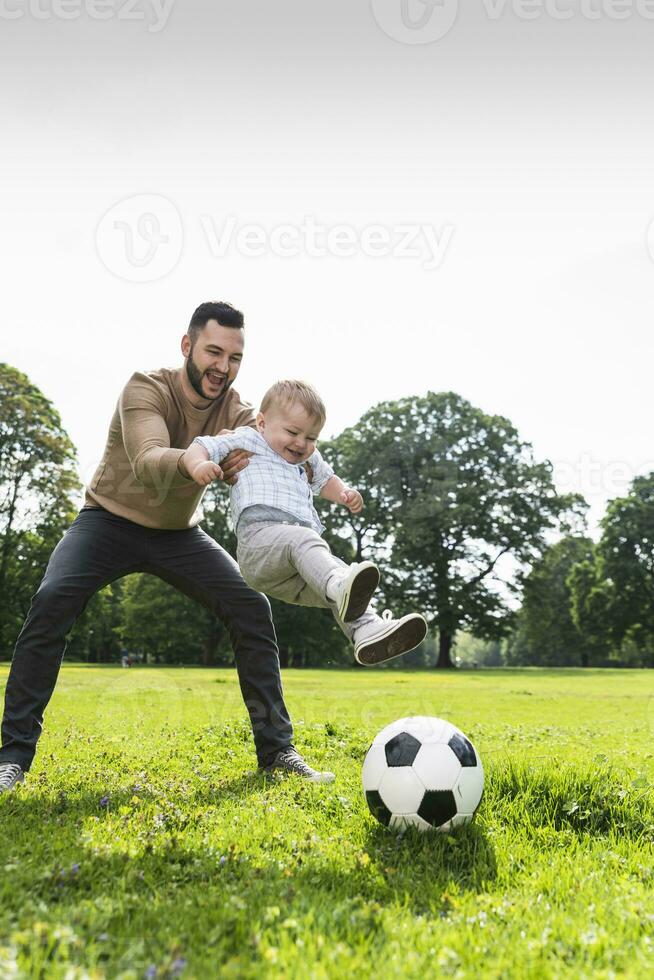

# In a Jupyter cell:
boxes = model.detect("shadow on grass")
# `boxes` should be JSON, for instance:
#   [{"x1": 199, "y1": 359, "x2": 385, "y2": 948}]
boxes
[
  {"x1": 0, "y1": 745, "x2": 503, "y2": 971},
  {"x1": 361, "y1": 819, "x2": 497, "y2": 899},
  {"x1": 0, "y1": 769, "x2": 267, "y2": 831},
  {"x1": 0, "y1": 775, "x2": 497, "y2": 924},
  {"x1": 0, "y1": 827, "x2": 497, "y2": 978}
]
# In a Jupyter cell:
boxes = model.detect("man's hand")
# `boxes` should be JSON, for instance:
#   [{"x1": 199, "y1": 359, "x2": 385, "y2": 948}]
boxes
[
  {"x1": 206, "y1": 430, "x2": 252, "y2": 486},
  {"x1": 190, "y1": 460, "x2": 224, "y2": 487},
  {"x1": 340, "y1": 488, "x2": 364, "y2": 514},
  {"x1": 221, "y1": 448, "x2": 252, "y2": 486}
]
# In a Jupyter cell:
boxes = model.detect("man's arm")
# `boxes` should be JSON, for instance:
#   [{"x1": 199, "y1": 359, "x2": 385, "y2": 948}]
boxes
[{"x1": 120, "y1": 373, "x2": 193, "y2": 490}]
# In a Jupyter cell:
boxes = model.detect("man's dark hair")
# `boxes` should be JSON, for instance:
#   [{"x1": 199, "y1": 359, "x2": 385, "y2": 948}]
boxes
[{"x1": 188, "y1": 301, "x2": 244, "y2": 343}]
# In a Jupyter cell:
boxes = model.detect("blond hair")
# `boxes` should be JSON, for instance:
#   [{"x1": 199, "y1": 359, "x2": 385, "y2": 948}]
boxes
[{"x1": 260, "y1": 380, "x2": 327, "y2": 429}]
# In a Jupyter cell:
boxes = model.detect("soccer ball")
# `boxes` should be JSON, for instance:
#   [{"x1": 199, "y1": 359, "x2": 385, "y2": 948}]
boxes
[{"x1": 362, "y1": 716, "x2": 484, "y2": 832}]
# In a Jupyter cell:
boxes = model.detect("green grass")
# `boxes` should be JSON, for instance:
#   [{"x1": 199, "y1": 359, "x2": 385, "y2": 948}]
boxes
[{"x1": 1, "y1": 666, "x2": 653, "y2": 979}]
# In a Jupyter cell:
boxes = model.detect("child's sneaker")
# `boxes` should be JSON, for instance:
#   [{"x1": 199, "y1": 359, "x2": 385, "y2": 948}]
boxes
[
  {"x1": 0, "y1": 763, "x2": 25, "y2": 793},
  {"x1": 331, "y1": 560, "x2": 380, "y2": 622},
  {"x1": 262, "y1": 747, "x2": 335, "y2": 784},
  {"x1": 354, "y1": 611, "x2": 427, "y2": 666}
]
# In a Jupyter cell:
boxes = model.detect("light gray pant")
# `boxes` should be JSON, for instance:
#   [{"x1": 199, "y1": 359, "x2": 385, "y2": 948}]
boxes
[{"x1": 236, "y1": 522, "x2": 378, "y2": 641}]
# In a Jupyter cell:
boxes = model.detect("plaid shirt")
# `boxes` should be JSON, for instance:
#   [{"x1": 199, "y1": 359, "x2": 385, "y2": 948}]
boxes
[{"x1": 193, "y1": 427, "x2": 335, "y2": 534}]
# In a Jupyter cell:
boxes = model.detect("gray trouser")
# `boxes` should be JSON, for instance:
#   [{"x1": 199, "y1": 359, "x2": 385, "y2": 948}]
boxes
[{"x1": 236, "y1": 522, "x2": 378, "y2": 641}]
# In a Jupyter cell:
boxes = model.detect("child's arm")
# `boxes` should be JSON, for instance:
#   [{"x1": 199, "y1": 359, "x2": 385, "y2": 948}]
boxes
[
  {"x1": 319, "y1": 475, "x2": 364, "y2": 515},
  {"x1": 179, "y1": 441, "x2": 223, "y2": 486},
  {"x1": 179, "y1": 427, "x2": 261, "y2": 486},
  {"x1": 306, "y1": 448, "x2": 363, "y2": 514}
]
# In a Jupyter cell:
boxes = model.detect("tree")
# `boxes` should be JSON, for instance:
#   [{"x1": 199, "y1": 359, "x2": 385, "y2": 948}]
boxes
[
  {"x1": 120, "y1": 573, "x2": 213, "y2": 664},
  {"x1": 196, "y1": 483, "x2": 240, "y2": 665},
  {"x1": 598, "y1": 473, "x2": 654, "y2": 657},
  {"x1": 67, "y1": 582, "x2": 126, "y2": 664},
  {"x1": 0, "y1": 364, "x2": 80, "y2": 658},
  {"x1": 454, "y1": 633, "x2": 505, "y2": 668},
  {"x1": 321, "y1": 392, "x2": 584, "y2": 668},
  {"x1": 567, "y1": 555, "x2": 614, "y2": 664},
  {"x1": 507, "y1": 536, "x2": 595, "y2": 666},
  {"x1": 267, "y1": 599, "x2": 350, "y2": 668},
  {"x1": 568, "y1": 473, "x2": 654, "y2": 667}
]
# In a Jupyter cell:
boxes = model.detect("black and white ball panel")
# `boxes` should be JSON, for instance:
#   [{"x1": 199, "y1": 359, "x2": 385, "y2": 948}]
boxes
[
  {"x1": 455, "y1": 767, "x2": 485, "y2": 814},
  {"x1": 385, "y1": 732, "x2": 422, "y2": 767},
  {"x1": 365, "y1": 790, "x2": 392, "y2": 827},
  {"x1": 362, "y1": 716, "x2": 484, "y2": 832},
  {"x1": 448, "y1": 731, "x2": 477, "y2": 768},
  {"x1": 418, "y1": 789, "x2": 458, "y2": 827},
  {"x1": 412, "y1": 742, "x2": 461, "y2": 791},
  {"x1": 378, "y1": 766, "x2": 425, "y2": 815}
]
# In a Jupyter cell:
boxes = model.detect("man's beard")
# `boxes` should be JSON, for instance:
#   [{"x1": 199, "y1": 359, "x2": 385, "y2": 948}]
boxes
[{"x1": 185, "y1": 347, "x2": 232, "y2": 402}]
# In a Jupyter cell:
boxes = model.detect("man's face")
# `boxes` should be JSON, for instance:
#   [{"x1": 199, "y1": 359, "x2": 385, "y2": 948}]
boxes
[
  {"x1": 182, "y1": 321, "x2": 244, "y2": 401},
  {"x1": 256, "y1": 402, "x2": 323, "y2": 465}
]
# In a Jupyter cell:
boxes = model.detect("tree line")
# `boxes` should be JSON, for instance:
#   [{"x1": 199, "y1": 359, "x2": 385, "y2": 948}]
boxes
[{"x1": 1, "y1": 362, "x2": 652, "y2": 669}]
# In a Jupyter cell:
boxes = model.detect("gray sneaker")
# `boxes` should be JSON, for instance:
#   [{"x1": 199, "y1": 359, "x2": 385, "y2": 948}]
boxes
[
  {"x1": 0, "y1": 763, "x2": 25, "y2": 793},
  {"x1": 263, "y1": 747, "x2": 335, "y2": 784}
]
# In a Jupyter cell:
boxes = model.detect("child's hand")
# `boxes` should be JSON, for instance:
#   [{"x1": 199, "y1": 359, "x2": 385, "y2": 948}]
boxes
[
  {"x1": 341, "y1": 488, "x2": 363, "y2": 514},
  {"x1": 190, "y1": 460, "x2": 223, "y2": 486}
]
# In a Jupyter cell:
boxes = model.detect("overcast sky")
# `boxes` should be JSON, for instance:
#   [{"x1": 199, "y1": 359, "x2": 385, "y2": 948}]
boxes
[{"x1": 1, "y1": 0, "x2": 653, "y2": 532}]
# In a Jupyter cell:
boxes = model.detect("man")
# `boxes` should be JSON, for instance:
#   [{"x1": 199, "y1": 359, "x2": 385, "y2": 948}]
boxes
[{"x1": 0, "y1": 301, "x2": 334, "y2": 791}]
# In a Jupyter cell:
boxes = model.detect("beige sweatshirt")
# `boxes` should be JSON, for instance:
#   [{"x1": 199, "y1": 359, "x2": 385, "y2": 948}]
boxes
[{"x1": 85, "y1": 367, "x2": 256, "y2": 529}]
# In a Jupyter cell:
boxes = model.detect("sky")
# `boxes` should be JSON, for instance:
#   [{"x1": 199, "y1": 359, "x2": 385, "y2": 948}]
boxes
[{"x1": 1, "y1": 0, "x2": 653, "y2": 532}]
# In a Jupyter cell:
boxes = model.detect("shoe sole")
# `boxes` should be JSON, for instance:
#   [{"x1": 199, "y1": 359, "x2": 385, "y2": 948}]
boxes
[
  {"x1": 339, "y1": 562, "x2": 380, "y2": 622},
  {"x1": 309, "y1": 772, "x2": 335, "y2": 784},
  {"x1": 261, "y1": 767, "x2": 335, "y2": 785},
  {"x1": 355, "y1": 615, "x2": 428, "y2": 666}
]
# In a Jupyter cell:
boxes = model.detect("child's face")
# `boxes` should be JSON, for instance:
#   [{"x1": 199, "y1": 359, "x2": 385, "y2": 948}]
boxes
[{"x1": 256, "y1": 401, "x2": 323, "y2": 464}]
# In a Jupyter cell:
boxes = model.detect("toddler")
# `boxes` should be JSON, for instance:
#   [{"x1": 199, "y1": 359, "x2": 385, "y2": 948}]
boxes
[{"x1": 181, "y1": 380, "x2": 427, "y2": 665}]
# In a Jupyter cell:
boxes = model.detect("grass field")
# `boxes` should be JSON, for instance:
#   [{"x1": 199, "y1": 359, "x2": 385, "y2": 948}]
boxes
[{"x1": 1, "y1": 665, "x2": 653, "y2": 979}]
